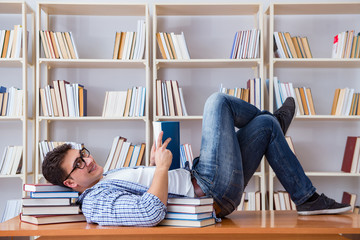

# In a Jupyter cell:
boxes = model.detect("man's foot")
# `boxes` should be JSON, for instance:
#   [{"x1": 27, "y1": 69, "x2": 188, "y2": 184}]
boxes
[
  {"x1": 273, "y1": 97, "x2": 296, "y2": 135},
  {"x1": 297, "y1": 193, "x2": 352, "y2": 215}
]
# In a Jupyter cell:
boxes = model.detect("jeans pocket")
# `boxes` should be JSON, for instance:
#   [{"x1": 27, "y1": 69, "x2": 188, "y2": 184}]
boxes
[{"x1": 222, "y1": 169, "x2": 244, "y2": 211}]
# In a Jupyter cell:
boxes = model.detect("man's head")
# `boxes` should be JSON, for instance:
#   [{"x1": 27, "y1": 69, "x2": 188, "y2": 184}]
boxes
[{"x1": 42, "y1": 144, "x2": 104, "y2": 193}]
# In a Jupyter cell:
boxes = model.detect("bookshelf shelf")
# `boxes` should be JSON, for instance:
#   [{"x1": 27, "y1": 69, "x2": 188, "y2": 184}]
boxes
[
  {"x1": 38, "y1": 116, "x2": 147, "y2": 122},
  {"x1": 0, "y1": 59, "x2": 25, "y2": 68},
  {"x1": 39, "y1": 59, "x2": 148, "y2": 69},
  {"x1": 0, "y1": 174, "x2": 26, "y2": 179},
  {"x1": 273, "y1": 59, "x2": 360, "y2": 68},
  {"x1": 156, "y1": 59, "x2": 261, "y2": 69},
  {"x1": 267, "y1": 2, "x2": 360, "y2": 211},
  {"x1": 35, "y1": 2, "x2": 150, "y2": 182},
  {"x1": 155, "y1": 116, "x2": 203, "y2": 121}
]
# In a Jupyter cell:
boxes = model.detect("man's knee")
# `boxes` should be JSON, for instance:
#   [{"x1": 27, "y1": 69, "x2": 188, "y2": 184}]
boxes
[{"x1": 204, "y1": 92, "x2": 228, "y2": 111}]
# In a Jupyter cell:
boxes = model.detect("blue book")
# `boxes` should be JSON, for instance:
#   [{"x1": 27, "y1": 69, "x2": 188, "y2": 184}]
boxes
[
  {"x1": 30, "y1": 191, "x2": 79, "y2": 199},
  {"x1": 153, "y1": 121, "x2": 180, "y2": 170}
]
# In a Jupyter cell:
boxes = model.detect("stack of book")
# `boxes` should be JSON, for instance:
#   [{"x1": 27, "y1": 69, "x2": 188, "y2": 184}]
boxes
[
  {"x1": 159, "y1": 197, "x2": 215, "y2": 227},
  {"x1": 21, "y1": 184, "x2": 85, "y2": 225},
  {"x1": 0, "y1": 25, "x2": 23, "y2": 58},
  {"x1": 331, "y1": 88, "x2": 359, "y2": 116},
  {"x1": 273, "y1": 77, "x2": 316, "y2": 115},
  {"x1": 155, "y1": 79, "x2": 188, "y2": 117},
  {"x1": 112, "y1": 20, "x2": 146, "y2": 60},
  {"x1": 102, "y1": 87, "x2": 146, "y2": 118},
  {"x1": 40, "y1": 80, "x2": 87, "y2": 117},
  {"x1": 341, "y1": 136, "x2": 360, "y2": 174},
  {"x1": 342, "y1": 191, "x2": 357, "y2": 212},
  {"x1": 39, "y1": 30, "x2": 78, "y2": 59},
  {"x1": 230, "y1": 29, "x2": 260, "y2": 59},
  {"x1": 219, "y1": 84, "x2": 250, "y2": 102},
  {"x1": 156, "y1": 32, "x2": 190, "y2": 60},
  {"x1": 103, "y1": 136, "x2": 145, "y2": 172},
  {"x1": 273, "y1": 191, "x2": 297, "y2": 211},
  {"x1": 247, "y1": 78, "x2": 263, "y2": 110},
  {"x1": 180, "y1": 143, "x2": 194, "y2": 169},
  {"x1": 332, "y1": 30, "x2": 360, "y2": 59},
  {"x1": 38, "y1": 141, "x2": 83, "y2": 164},
  {"x1": 0, "y1": 86, "x2": 24, "y2": 117},
  {"x1": 0, "y1": 145, "x2": 23, "y2": 175},
  {"x1": 273, "y1": 32, "x2": 312, "y2": 58}
]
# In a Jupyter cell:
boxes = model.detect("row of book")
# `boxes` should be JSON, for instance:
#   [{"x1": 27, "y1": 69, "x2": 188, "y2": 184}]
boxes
[
  {"x1": 273, "y1": 191, "x2": 296, "y2": 211},
  {"x1": 230, "y1": 29, "x2": 260, "y2": 59},
  {"x1": 40, "y1": 30, "x2": 78, "y2": 59},
  {"x1": 20, "y1": 184, "x2": 85, "y2": 225},
  {"x1": 0, "y1": 25, "x2": 23, "y2": 59},
  {"x1": 1, "y1": 199, "x2": 21, "y2": 223},
  {"x1": 102, "y1": 87, "x2": 146, "y2": 118},
  {"x1": 40, "y1": 80, "x2": 87, "y2": 117},
  {"x1": 0, "y1": 86, "x2": 24, "y2": 117},
  {"x1": 156, "y1": 32, "x2": 190, "y2": 60},
  {"x1": 273, "y1": 32, "x2": 312, "y2": 59},
  {"x1": 273, "y1": 77, "x2": 316, "y2": 115},
  {"x1": 38, "y1": 141, "x2": 83, "y2": 164},
  {"x1": 180, "y1": 143, "x2": 194, "y2": 169},
  {"x1": 103, "y1": 136, "x2": 145, "y2": 172},
  {"x1": 0, "y1": 146, "x2": 23, "y2": 175},
  {"x1": 331, "y1": 88, "x2": 360, "y2": 116},
  {"x1": 219, "y1": 85, "x2": 250, "y2": 102},
  {"x1": 155, "y1": 79, "x2": 188, "y2": 117},
  {"x1": 159, "y1": 197, "x2": 215, "y2": 227},
  {"x1": 332, "y1": 30, "x2": 360, "y2": 59},
  {"x1": 341, "y1": 136, "x2": 360, "y2": 174},
  {"x1": 112, "y1": 20, "x2": 146, "y2": 60}
]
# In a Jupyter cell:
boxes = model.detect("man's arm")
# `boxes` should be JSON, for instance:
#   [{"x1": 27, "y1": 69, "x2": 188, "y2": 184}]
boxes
[{"x1": 147, "y1": 131, "x2": 172, "y2": 205}]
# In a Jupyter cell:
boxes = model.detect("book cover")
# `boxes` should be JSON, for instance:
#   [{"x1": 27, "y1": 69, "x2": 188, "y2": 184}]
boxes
[
  {"x1": 153, "y1": 121, "x2": 180, "y2": 170},
  {"x1": 167, "y1": 197, "x2": 213, "y2": 206},
  {"x1": 167, "y1": 204, "x2": 213, "y2": 214},
  {"x1": 20, "y1": 213, "x2": 85, "y2": 225},
  {"x1": 22, "y1": 197, "x2": 71, "y2": 206},
  {"x1": 30, "y1": 191, "x2": 79, "y2": 199},
  {"x1": 341, "y1": 136, "x2": 358, "y2": 173},
  {"x1": 22, "y1": 205, "x2": 80, "y2": 215},
  {"x1": 23, "y1": 183, "x2": 71, "y2": 192},
  {"x1": 165, "y1": 212, "x2": 212, "y2": 220},
  {"x1": 159, "y1": 218, "x2": 215, "y2": 227}
]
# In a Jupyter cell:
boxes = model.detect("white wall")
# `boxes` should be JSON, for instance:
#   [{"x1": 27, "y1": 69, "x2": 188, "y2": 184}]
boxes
[{"x1": 1, "y1": 0, "x2": 360, "y2": 219}]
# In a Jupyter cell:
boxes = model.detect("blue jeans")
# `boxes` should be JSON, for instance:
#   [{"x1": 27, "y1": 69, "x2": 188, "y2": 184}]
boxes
[{"x1": 191, "y1": 93, "x2": 316, "y2": 217}]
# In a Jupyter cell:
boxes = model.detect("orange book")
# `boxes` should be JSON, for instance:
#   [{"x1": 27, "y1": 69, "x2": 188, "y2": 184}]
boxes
[
  {"x1": 118, "y1": 32, "x2": 126, "y2": 59},
  {"x1": 136, "y1": 143, "x2": 146, "y2": 166},
  {"x1": 296, "y1": 36, "x2": 306, "y2": 58},
  {"x1": 306, "y1": 88, "x2": 316, "y2": 115},
  {"x1": 64, "y1": 32, "x2": 77, "y2": 59},
  {"x1": 156, "y1": 33, "x2": 167, "y2": 59},
  {"x1": 294, "y1": 88, "x2": 304, "y2": 115},
  {"x1": 2, "y1": 30, "x2": 10, "y2": 58},
  {"x1": 129, "y1": 32, "x2": 137, "y2": 60},
  {"x1": 45, "y1": 31, "x2": 55, "y2": 59},
  {"x1": 357, "y1": 93, "x2": 360, "y2": 116},
  {"x1": 349, "y1": 93, "x2": 356, "y2": 115},
  {"x1": 331, "y1": 88, "x2": 341, "y2": 115},
  {"x1": 167, "y1": 33, "x2": 177, "y2": 59},
  {"x1": 284, "y1": 32, "x2": 298, "y2": 58},
  {"x1": 123, "y1": 145, "x2": 134, "y2": 167},
  {"x1": 112, "y1": 32, "x2": 121, "y2": 59},
  {"x1": 123, "y1": 88, "x2": 132, "y2": 117},
  {"x1": 299, "y1": 87, "x2": 309, "y2": 115},
  {"x1": 163, "y1": 32, "x2": 174, "y2": 59},
  {"x1": 301, "y1": 37, "x2": 312, "y2": 58},
  {"x1": 278, "y1": 32, "x2": 289, "y2": 58},
  {"x1": 49, "y1": 31, "x2": 60, "y2": 59},
  {"x1": 291, "y1": 37, "x2": 302, "y2": 58}
]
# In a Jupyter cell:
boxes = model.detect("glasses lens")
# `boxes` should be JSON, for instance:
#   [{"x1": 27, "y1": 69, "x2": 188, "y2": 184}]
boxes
[
  {"x1": 74, "y1": 157, "x2": 85, "y2": 169},
  {"x1": 81, "y1": 148, "x2": 90, "y2": 158}
]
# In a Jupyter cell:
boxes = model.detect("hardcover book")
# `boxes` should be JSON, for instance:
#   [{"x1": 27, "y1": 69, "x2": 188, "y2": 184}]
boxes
[
  {"x1": 159, "y1": 217, "x2": 215, "y2": 227},
  {"x1": 167, "y1": 197, "x2": 213, "y2": 205},
  {"x1": 20, "y1": 213, "x2": 85, "y2": 225}
]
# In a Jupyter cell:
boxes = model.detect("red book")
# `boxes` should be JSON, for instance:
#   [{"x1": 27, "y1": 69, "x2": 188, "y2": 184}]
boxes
[
  {"x1": 342, "y1": 191, "x2": 351, "y2": 205},
  {"x1": 341, "y1": 136, "x2": 358, "y2": 173}
]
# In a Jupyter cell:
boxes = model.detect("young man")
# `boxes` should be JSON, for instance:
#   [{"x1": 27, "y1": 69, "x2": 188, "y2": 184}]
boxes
[{"x1": 42, "y1": 93, "x2": 351, "y2": 226}]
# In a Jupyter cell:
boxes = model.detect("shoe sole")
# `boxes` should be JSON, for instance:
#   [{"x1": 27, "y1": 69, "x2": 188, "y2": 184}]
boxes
[{"x1": 297, "y1": 206, "x2": 352, "y2": 216}]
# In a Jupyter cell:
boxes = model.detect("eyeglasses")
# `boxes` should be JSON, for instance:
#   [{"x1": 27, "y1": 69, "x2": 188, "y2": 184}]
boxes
[{"x1": 63, "y1": 148, "x2": 90, "y2": 181}]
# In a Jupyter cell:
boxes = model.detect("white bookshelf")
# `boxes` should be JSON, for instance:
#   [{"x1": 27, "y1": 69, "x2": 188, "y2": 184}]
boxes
[
  {"x1": 0, "y1": 1, "x2": 34, "y2": 187},
  {"x1": 267, "y1": 2, "x2": 360, "y2": 210},
  {"x1": 153, "y1": 3, "x2": 266, "y2": 210},
  {"x1": 35, "y1": 2, "x2": 150, "y2": 182}
]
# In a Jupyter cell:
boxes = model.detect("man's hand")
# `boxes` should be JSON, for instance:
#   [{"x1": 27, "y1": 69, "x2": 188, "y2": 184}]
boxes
[{"x1": 150, "y1": 131, "x2": 172, "y2": 168}]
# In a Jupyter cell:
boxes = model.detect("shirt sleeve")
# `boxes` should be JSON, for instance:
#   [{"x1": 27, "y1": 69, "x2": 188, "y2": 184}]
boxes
[{"x1": 81, "y1": 188, "x2": 167, "y2": 226}]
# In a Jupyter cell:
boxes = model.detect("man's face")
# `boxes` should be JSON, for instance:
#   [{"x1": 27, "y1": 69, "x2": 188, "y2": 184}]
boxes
[{"x1": 62, "y1": 148, "x2": 103, "y2": 191}]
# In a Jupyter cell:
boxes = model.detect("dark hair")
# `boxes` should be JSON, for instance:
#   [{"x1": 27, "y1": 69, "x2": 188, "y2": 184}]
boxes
[{"x1": 42, "y1": 143, "x2": 73, "y2": 188}]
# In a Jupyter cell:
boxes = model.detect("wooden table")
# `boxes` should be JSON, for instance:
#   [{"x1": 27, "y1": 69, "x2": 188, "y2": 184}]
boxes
[{"x1": 1, "y1": 211, "x2": 360, "y2": 240}]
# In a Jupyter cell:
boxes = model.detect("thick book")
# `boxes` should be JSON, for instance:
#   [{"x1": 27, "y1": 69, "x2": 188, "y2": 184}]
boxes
[
  {"x1": 341, "y1": 136, "x2": 358, "y2": 173},
  {"x1": 30, "y1": 191, "x2": 79, "y2": 199},
  {"x1": 22, "y1": 197, "x2": 71, "y2": 206},
  {"x1": 165, "y1": 212, "x2": 212, "y2": 220},
  {"x1": 20, "y1": 213, "x2": 86, "y2": 225},
  {"x1": 342, "y1": 191, "x2": 357, "y2": 212},
  {"x1": 23, "y1": 183, "x2": 71, "y2": 192},
  {"x1": 153, "y1": 121, "x2": 180, "y2": 170},
  {"x1": 22, "y1": 205, "x2": 80, "y2": 215},
  {"x1": 167, "y1": 204, "x2": 213, "y2": 214},
  {"x1": 159, "y1": 217, "x2": 215, "y2": 227},
  {"x1": 167, "y1": 197, "x2": 213, "y2": 206}
]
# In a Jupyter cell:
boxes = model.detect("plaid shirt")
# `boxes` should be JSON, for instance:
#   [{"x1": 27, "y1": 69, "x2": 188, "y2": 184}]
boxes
[{"x1": 77, "y1": 167, "x2": 183, "y2": 226}]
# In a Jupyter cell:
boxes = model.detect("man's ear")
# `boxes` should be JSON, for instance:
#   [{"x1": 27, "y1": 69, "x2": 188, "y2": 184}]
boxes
[{"x1": 63, "y1": 179, "x2": 77, "y2": 189}]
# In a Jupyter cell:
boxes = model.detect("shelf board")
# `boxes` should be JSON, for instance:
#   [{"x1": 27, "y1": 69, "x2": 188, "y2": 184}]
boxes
[
  {"x1": 0, "y1": 174, "x2": 25, "y2": 178},
  {"x1": 273, "y1": 58, "x2": 360, "y2": 68},
  {"x1": 39, "y1": 3, "x2": 147, "y2": 16},
  {"x1": 39, "y1": 116, "x2": 147, "y2": 122},
  {"x1": 0, "y1": 2, "x2": 22, "y2": 14},
  {"x1": 0, "y1": 58, "x2": 24, "y2": 68},
  {"x1": 155, "y1": 3, "x2": 261, "y2": 16},
  {"x1": 155, "y1": 116, "x2": 203, "y2": 121},
  {"x1": 269, "y1": 2, "x2": 360, "y2": 15},
  {"x1": 39, "y1": 59, "x2": 147, "y2": 68},
  {"x1": 0, "y1": 116, "x2": 23, "y2": 121},
  {"x1": 156, "y1": 59, "x2": 261, "y2": 68},
  {"x1": 295, "y1": 115, "x2": 360, "y2": 121}
]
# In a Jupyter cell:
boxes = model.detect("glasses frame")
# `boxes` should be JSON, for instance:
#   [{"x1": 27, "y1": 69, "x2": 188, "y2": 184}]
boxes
[{"x1": 63, "y1": 147, "x2": 90, "y2": 182}]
